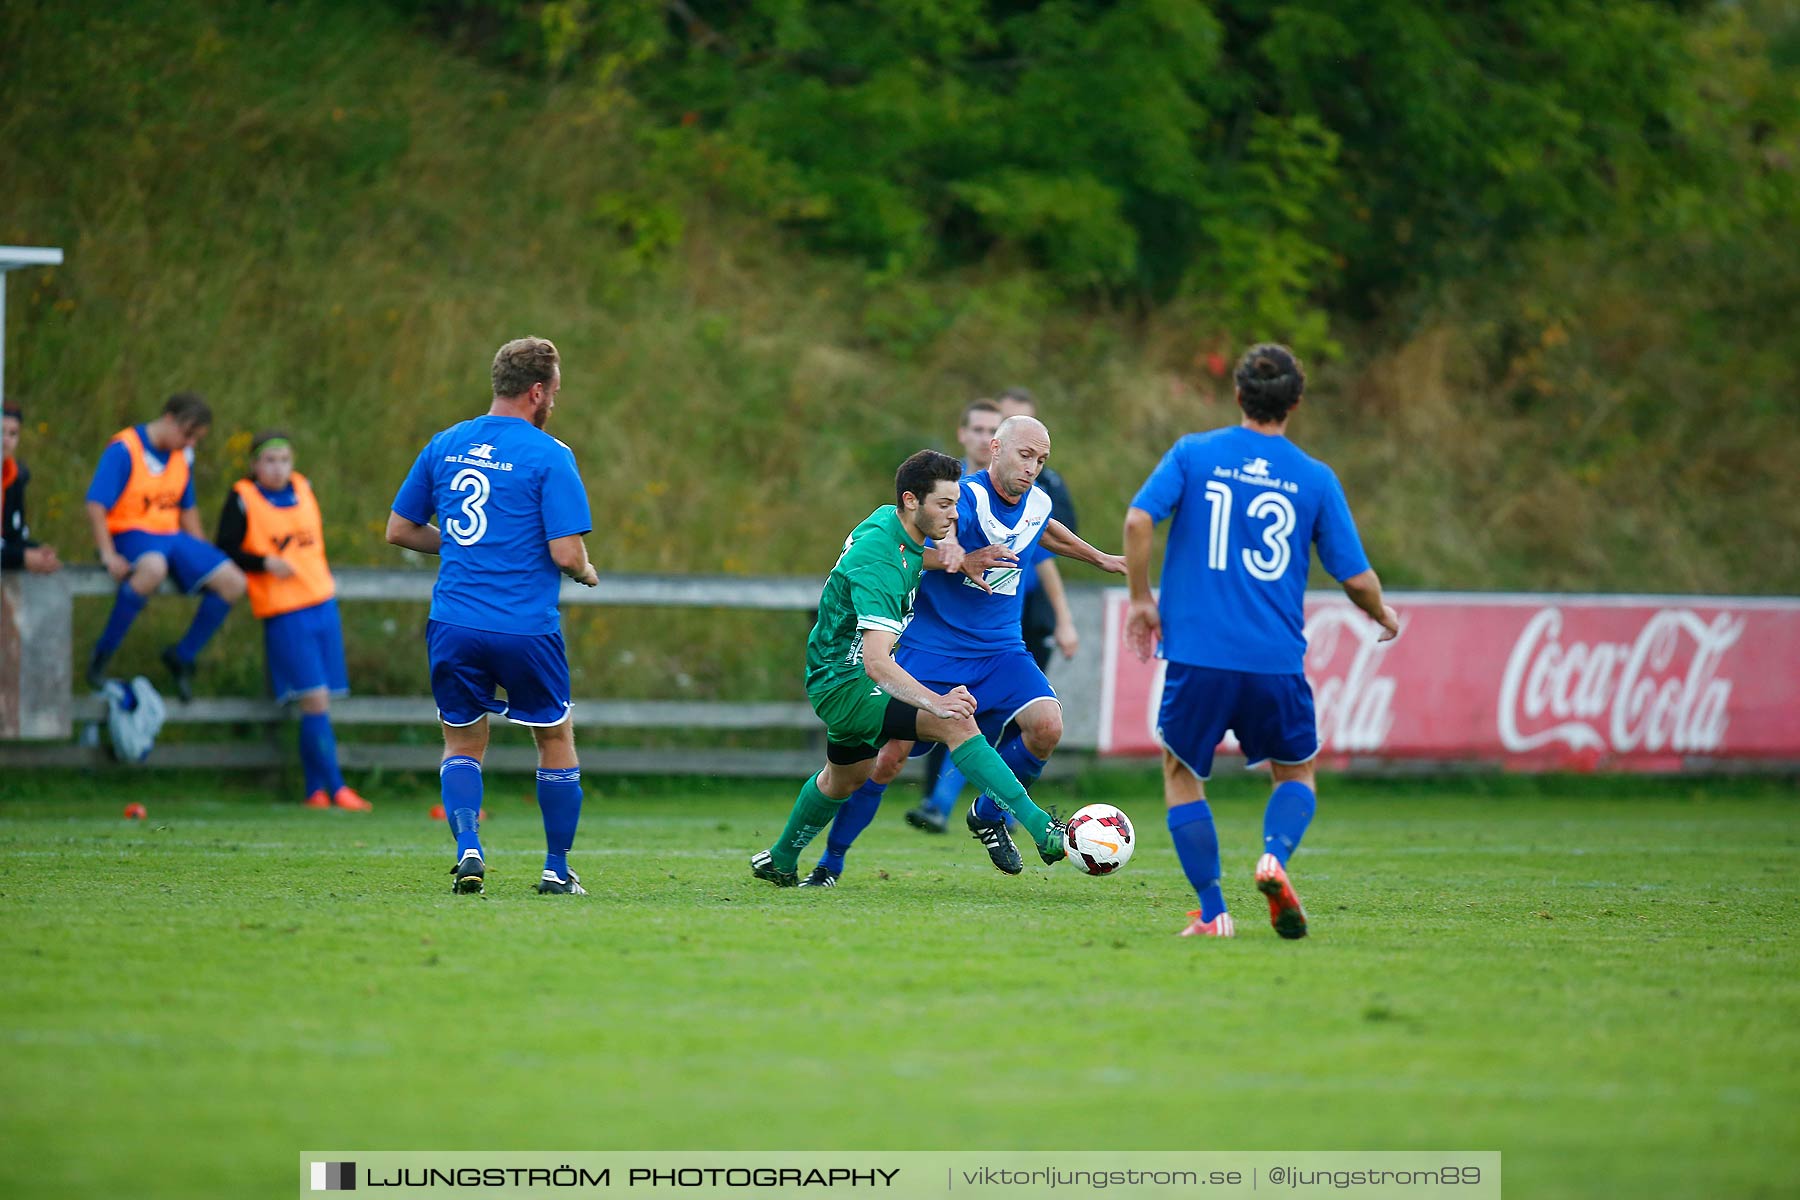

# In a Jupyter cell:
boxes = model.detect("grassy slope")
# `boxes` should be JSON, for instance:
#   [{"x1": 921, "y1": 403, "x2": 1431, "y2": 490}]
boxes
[
  {"x1": 1, "y1": 771, "x2": 1795, "y2": 1199},
  {"x1": 3, "y1": 0, "x2": 1796, "y2": 693}
]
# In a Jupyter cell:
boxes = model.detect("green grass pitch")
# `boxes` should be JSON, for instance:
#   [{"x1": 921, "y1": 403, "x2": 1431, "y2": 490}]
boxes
[{"x1": 2, "y1": 768, "x2": 1795, "y2": 1198}]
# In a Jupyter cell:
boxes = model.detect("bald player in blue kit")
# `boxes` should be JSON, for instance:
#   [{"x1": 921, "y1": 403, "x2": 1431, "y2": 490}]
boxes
[{"x1": 801, "y1": 415, "x2": 1127, "y2": 886}]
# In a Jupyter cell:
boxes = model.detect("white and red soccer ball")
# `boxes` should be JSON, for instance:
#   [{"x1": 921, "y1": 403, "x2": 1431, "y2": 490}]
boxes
[{"x1": 1063, "y1": 803, "x2": 1134, "y2": 876}]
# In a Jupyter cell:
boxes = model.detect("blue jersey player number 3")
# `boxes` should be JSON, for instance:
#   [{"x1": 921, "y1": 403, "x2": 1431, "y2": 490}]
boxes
[{"x1": 386, "y1": 336, "x2": 600, "y2": 899}]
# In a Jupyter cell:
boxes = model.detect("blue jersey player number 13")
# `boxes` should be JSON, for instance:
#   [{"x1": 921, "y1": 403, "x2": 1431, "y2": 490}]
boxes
[
  {"x1": 1123, "y1": 344, "x2": 1399, "y2": 943},
  {"x1": 386, "y1": 336, "x2": 601, "y2": 899}
]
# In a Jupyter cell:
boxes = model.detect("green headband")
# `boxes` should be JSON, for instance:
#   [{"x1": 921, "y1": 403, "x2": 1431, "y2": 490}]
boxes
[{"x1": 253, "y1": 437, "x2": 292, "y2": 457}]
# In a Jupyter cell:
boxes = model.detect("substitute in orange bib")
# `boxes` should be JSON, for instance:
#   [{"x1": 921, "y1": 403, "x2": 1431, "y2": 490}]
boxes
[
  {"x1": 215, "y1": 431, "x2": 369, "y2": 811},
  {"x1": 84, "y1": 393, "x2": 246, "y2": 698}
]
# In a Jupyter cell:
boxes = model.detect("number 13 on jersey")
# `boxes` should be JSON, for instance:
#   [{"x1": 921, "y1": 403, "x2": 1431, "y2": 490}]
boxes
[{"x1": 1203, "y1": 481, "x2": 1295, "y2": 581}]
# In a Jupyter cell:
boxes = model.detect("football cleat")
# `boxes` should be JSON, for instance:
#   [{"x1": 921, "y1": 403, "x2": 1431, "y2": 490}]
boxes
[
  {"x1": 1255, "y1": 853, "x2": 1309, "y2": 939},
  {"x1": 965, "y1": 803, "x2": 1023, "y2": 876},
  {"x1": 331, "y1": 787, "x2": 372, "y2": 812},
  {"x1": 1179, "y1": 911, "x2": 1236, "y2": 938},
  {"x1": 1036, "y1": 816, "x2": 1069, "y2": 866},
  {"x1": 302, "y1": 790, "x2": 331, "y2": 809},
  {"x1": 159, "y1": 646, "x2": 195, "y2": 704},
  {"x1": 797, "y1": 865, "x2": 840, "y2": 889},
  {"x1": 85, "y1": 652, "x2": 111, "y2": 692},
  {"x1": 749, "y1": 849, "x2": 798, "y2": 888},
  {"x1": 536, "y1": 869, "x2": 587, "y2": 895},
  {"x1": 903, "y1": 804, "x2": 949, "y2": 834},
  {"x1": 450, "y1": 849, "x2": 486, "y2": 895}
]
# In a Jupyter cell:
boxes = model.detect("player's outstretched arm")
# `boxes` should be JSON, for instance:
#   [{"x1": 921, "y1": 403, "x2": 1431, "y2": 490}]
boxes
[
  {"x1": 859, "y1": 629, "x2": 974, "y2": 720},
  {"x1": 1122, "y1": 506, "x2": 1161, "y2": 662},
  {"x1": 1340, "y1": 568, "x2": 1400, "y2": 642},
  {"x1": 1040, "y1": 519, "x2": 1126, "y2": 575},
  {"x1": 548, "y1": 533, "x2": 599, "y2": 588},
  {"x1": 385, "y1": 511, "x2": 442, "y2": 556},
  {"x1": 922, "y1": 542, "x2": 965, "y2": 575}
]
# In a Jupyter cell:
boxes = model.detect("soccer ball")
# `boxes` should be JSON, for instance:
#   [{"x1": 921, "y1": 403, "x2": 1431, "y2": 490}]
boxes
[{"x1": 1063, "y1": 803, "x2": 1135, "y2": 876}]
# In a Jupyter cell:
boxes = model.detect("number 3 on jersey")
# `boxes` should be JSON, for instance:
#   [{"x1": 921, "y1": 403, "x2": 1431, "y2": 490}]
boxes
[
  {"x1": 445, "y1": 467, "x2": 491, "y2": 546},
  {"x1": 1203, "y1": 480, "x2": 1295, "y2": 581}
]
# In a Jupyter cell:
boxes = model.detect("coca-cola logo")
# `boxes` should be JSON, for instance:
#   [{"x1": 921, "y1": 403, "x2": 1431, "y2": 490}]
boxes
[
  {"x1": 1498, "y1": 608, "x2": 1742, "y2": 755},
  {"x1": 1304, "y1": 606, "x2": 1401, "y2": 753}
]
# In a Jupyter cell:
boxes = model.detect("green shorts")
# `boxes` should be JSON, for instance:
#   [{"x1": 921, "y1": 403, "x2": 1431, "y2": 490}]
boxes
[{"x1": 809, "y1": 675, "x2": 918, "y2": 763}]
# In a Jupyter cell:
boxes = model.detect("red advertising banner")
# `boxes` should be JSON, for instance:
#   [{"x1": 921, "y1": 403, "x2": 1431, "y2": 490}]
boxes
[{"x1": 1099, "y1": 591, "x2": 1800, "y2": 770}]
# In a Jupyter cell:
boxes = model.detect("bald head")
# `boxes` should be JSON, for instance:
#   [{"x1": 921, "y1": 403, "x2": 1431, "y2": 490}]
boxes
[{"x1": 988, "y1": 415, "x2": 1051, "y2": 502}]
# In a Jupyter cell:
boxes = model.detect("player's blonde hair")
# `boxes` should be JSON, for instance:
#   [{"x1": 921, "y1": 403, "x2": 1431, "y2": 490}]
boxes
[{"x1": 491, "y1": 337, "x2": 560, "y2": 400}]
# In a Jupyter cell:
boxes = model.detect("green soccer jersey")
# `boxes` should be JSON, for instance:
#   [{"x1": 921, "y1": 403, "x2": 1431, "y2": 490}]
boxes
[{"x1": 805, "y1": 505, "x2": 926, "y2": 698}]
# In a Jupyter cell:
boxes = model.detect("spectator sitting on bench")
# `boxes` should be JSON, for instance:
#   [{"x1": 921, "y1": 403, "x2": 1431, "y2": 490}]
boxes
[
  {"x1": 84, "y1": 392, "x2": 246, "y2": 699},
  {"x1": 2, "y1": 405, "x2": 61, "y2": 576}
]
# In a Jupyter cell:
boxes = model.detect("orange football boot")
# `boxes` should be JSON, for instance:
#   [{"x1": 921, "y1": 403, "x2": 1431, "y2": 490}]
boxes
[
  {"x1": 1255, "y1": 852, "x2": 1309, "y2": 939},
  {"x1": 303, "y1": 790, "x2": 331, "y2": 809},
  {"x1": 331, "y1": 787, "x2": 372, "y2": 811}
]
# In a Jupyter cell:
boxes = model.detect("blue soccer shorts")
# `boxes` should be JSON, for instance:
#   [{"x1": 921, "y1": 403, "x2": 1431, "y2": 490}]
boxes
[
  {"x1": 1157, "y1": 662, "x2": 1318, "y2": 780},
  {"x1": 894, "y1": 644, "x2": 1058, "y2": 754},
  {"x1": 112, "y1": 529, "x2": 231, "y2": 595},
  {"x1": 426, "y1": 620, "x2": 573, "y2": 728},
  {"x1": 263, "y1": 598, "x2": 350, "y2": 702}
]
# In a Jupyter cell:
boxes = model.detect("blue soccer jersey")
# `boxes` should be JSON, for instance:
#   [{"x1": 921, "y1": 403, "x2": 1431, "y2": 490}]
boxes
[
  {"x1": 391, "y1": 414, "x2": 591, "y2": 636},
  {"x1": 904, "y1": 471, "x2": 1055, "y2": 657},
  {"x1": 1132, "y1": 426, "x2": 1369, "y2": 674}
]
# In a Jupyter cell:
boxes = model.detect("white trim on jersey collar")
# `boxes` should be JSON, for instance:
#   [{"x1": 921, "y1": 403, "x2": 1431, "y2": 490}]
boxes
[{"x1": 964, "y1": 477, "x2": 1053, "y2": 550}]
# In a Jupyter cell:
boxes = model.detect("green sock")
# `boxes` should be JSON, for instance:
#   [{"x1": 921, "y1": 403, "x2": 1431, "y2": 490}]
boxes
[
  {"x1": 950, "y1": 737, "x2": 1053, "y2": 848},
  {"x1": 769, "y1": 773, "x2": 844, "y2": 872}
]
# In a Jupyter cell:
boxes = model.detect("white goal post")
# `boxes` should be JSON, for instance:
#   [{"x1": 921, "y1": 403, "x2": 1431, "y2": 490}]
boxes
[{"x1": 0, "y1": 245, "x2": 65, "y2": 411}]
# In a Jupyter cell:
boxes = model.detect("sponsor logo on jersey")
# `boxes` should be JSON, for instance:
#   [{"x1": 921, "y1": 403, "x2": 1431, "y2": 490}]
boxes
[
  {"x1": 443, "y1": 443, "x2": 515, "y2": 472},
  {"x1": 1214, "y1": 461, "x2": 1298, "y2": 493}
]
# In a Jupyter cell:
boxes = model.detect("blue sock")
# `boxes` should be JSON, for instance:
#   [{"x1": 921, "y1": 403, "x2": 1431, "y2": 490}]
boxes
[
  {"x1": 1263, "y1": 781, "x2": 1316, "y2": 865},
  {"x1": 440, "y1": 755, "x2": 484, "y2": 858},
  {"x1": 173, "y1": 592, "x2": 232, "y2": 664},
  {"x1": 927, "y1": 758, "x2": 966, "y2": 816},
  {"x1": 299, "y1": 712, "x2": 344, "y2": 794},
  {"x1": 296, "y1": 715, "x2": 326, "y2": 795},
  {"x1": 536, "y1": 767, "x2": 582, "y2": 878},
  {"x1": 820, "y1": 780, "x2": 885, "y2": 874},
  {"x1": 92, "y1": 584, "x2": 148, "y2": 665},
  {"x1": 1168, "y1": 800, "x2": 1226, "y2": 921},
  {"x1": 997, "y1": 733, "x2": 1047, "y2": 786}
]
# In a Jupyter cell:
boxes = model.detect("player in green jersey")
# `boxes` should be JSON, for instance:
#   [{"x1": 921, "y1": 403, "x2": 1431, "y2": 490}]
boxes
[{"x1": 751, "y1": 449, "x2": 1071, "y2": 886}]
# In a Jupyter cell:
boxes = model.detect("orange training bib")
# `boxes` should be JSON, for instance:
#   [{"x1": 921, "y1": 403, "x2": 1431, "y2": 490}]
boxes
[{"x1": 234, "y1": 472, "x2": 335, "y2": 619}]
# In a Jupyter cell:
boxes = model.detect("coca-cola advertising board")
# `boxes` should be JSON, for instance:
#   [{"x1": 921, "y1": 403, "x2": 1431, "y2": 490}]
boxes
[{"x1": 1098, "y1": 590, "x2": 1800, "y2": 770}]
